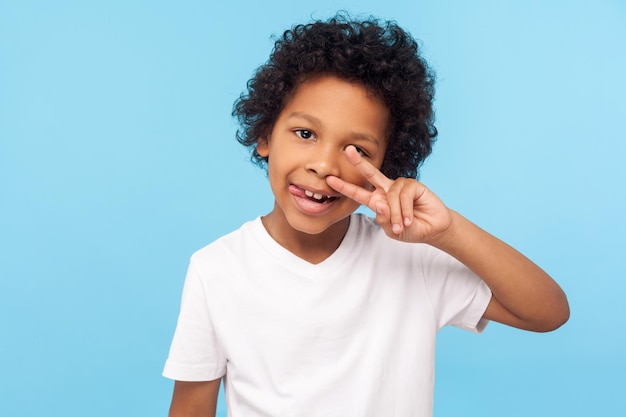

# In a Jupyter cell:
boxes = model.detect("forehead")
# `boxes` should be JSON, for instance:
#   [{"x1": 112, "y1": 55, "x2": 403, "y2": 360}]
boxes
[
  {"x1": 289, "y1": 74, "x2": 385, "y2": 106},
  {"x1": 280, "y1": 75, "x2": 390, "y2": 138}
]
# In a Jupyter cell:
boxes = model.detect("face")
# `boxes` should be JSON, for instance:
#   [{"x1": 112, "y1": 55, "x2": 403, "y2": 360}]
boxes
[{"x1": 257, "y1": 75, "x2": 389, "y2": 244}]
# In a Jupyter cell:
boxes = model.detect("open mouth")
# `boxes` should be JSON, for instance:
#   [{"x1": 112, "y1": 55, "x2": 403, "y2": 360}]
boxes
[{"x1": 303, "y1": 189, "x2": 338, "y2": 204}]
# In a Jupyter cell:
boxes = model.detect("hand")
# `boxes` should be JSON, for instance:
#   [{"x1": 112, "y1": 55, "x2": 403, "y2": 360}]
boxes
[{"x1": 326, "y1": 146, "x2": 454, "y2": 243}]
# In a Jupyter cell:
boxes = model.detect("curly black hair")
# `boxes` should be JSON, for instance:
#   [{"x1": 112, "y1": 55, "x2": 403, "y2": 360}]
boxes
[{"x1": 233, "y1": 14, "x2": 437, "y2": 179}]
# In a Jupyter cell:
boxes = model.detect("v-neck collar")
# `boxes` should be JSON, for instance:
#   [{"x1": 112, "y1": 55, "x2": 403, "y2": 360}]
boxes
[{"x1": 249, "y1": 213, "x2": 362, "y2": 277}]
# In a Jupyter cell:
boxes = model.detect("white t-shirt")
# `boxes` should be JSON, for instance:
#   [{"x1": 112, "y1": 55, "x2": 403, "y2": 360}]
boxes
[{"x1": 163, "y1": 214, "x2": 491, "y2": 417}]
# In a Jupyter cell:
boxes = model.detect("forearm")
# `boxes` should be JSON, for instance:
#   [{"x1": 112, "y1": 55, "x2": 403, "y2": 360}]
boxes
[{"x1": 430, "y1": 210, "x2": 569, "y2": 332}]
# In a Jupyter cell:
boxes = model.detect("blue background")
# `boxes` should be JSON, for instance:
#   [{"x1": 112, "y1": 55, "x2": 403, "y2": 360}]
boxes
[{"x1": 1, "y1": 1, "x2": 624, "y2": 416}]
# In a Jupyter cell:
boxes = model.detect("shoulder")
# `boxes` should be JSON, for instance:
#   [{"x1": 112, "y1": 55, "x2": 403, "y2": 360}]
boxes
[
  {"x1": 190, "y1": 217, "x2": 263, "y2": 271},
  {"x1": 350, "y1": 213, "x2": 483, "y2": 294},
  {"x1": 349, "y1": 213, "x2": 439, "y2": 274},
  {"x1": 351, "y1": 212, "x2": 431, "y2": 254},
  {"x1": 351, "y1": 213, "x2": 387, "y2": 243}
]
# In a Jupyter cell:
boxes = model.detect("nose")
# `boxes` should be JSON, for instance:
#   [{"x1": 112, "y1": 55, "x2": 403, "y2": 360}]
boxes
[{"x1": 304, "y1": 144, "x2": 341, "y2": 178}]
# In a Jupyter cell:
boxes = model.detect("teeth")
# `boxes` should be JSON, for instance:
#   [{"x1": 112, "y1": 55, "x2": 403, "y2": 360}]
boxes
[{"x1": 303, "y1": 189, "x2": 331, "y2": 201}]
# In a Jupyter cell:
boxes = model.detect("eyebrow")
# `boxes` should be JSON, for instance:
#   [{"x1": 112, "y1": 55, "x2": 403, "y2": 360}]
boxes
[{"x1": 287, "y1": 111, "x2": 382, "y2": 147}]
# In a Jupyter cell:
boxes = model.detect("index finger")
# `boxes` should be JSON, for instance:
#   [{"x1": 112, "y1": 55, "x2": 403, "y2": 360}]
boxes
[{"x1": 344, "y1": 145, "x2": 392, "y2": 192}]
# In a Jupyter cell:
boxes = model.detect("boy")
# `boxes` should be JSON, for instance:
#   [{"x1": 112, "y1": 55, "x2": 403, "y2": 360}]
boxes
[{"x1": 163, "y1": 15, "x2": 569, "y2": 417}]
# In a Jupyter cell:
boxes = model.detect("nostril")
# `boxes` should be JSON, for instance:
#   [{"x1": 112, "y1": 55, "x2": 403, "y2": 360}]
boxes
[{"x1": 305, "y1": 158, "x2": 340, "y2": 177}]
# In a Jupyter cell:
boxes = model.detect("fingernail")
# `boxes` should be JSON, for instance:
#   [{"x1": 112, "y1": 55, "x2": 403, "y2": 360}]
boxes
[
  {"x1": 404, "y1": 217, "x2": 411, "y2": 226},
  {"x1": 392, "y1": 224, "x2": 402, "y2": 234}
]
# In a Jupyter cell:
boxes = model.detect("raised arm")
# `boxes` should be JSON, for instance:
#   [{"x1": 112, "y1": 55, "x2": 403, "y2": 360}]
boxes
[
  {"x1": 429, "y1": 211, "x2": 569, "y2": 332},
  {"x1": 327, "y1": 146, "x2": 569, "y2": 332},
  {"x1": 168, "y1": 379, "x2": 221, "y2": 417}
]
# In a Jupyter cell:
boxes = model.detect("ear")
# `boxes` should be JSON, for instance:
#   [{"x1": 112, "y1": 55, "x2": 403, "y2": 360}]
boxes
[{"x1": 256, "y1": 135, "x2": 270, "y2": 158}]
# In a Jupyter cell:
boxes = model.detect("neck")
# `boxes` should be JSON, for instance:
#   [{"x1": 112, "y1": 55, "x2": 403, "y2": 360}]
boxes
[{"x1": 261, "y1": 208, "x2": 351, "y2": 265}]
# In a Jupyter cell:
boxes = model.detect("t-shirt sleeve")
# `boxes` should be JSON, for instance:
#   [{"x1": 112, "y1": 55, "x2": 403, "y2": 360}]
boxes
[
  {"x1": 420, "y1": 245, "x2": 492, "y2": 333},
  {"x1": 162, "y1": 258, "x2": 227, "y2": 381}
]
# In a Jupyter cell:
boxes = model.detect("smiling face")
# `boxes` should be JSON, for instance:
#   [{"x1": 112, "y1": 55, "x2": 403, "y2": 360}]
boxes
[{"x1": 257, "y1": 75, "x2": 389, "y2": 253}]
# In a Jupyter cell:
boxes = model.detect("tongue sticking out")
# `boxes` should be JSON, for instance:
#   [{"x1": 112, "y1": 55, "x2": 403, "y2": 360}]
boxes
[{"x1": 289, "y1": 185, "x2": 337, "y2": 204}]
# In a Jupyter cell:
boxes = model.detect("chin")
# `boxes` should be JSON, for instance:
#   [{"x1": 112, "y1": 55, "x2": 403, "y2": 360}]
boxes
[{"x1": 289, "y1": 220, "x2": 338, "y2": 236}]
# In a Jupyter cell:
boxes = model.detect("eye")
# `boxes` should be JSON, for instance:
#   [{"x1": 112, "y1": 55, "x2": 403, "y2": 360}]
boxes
[
  {"x1": 294, "y1": 129, "x2": 315, "y2": 140},
  {"x1": 352, "y1": 145, "x2": 369, "y2": 158}
]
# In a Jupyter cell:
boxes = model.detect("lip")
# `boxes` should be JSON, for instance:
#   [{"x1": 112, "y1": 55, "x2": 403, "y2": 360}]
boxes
[
  {"x1": 289, "y1": 184, "x2": 339, "y2": 215},
  {"x1": 290, "y1": 183, "x2": 338, "y2": 198}
]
